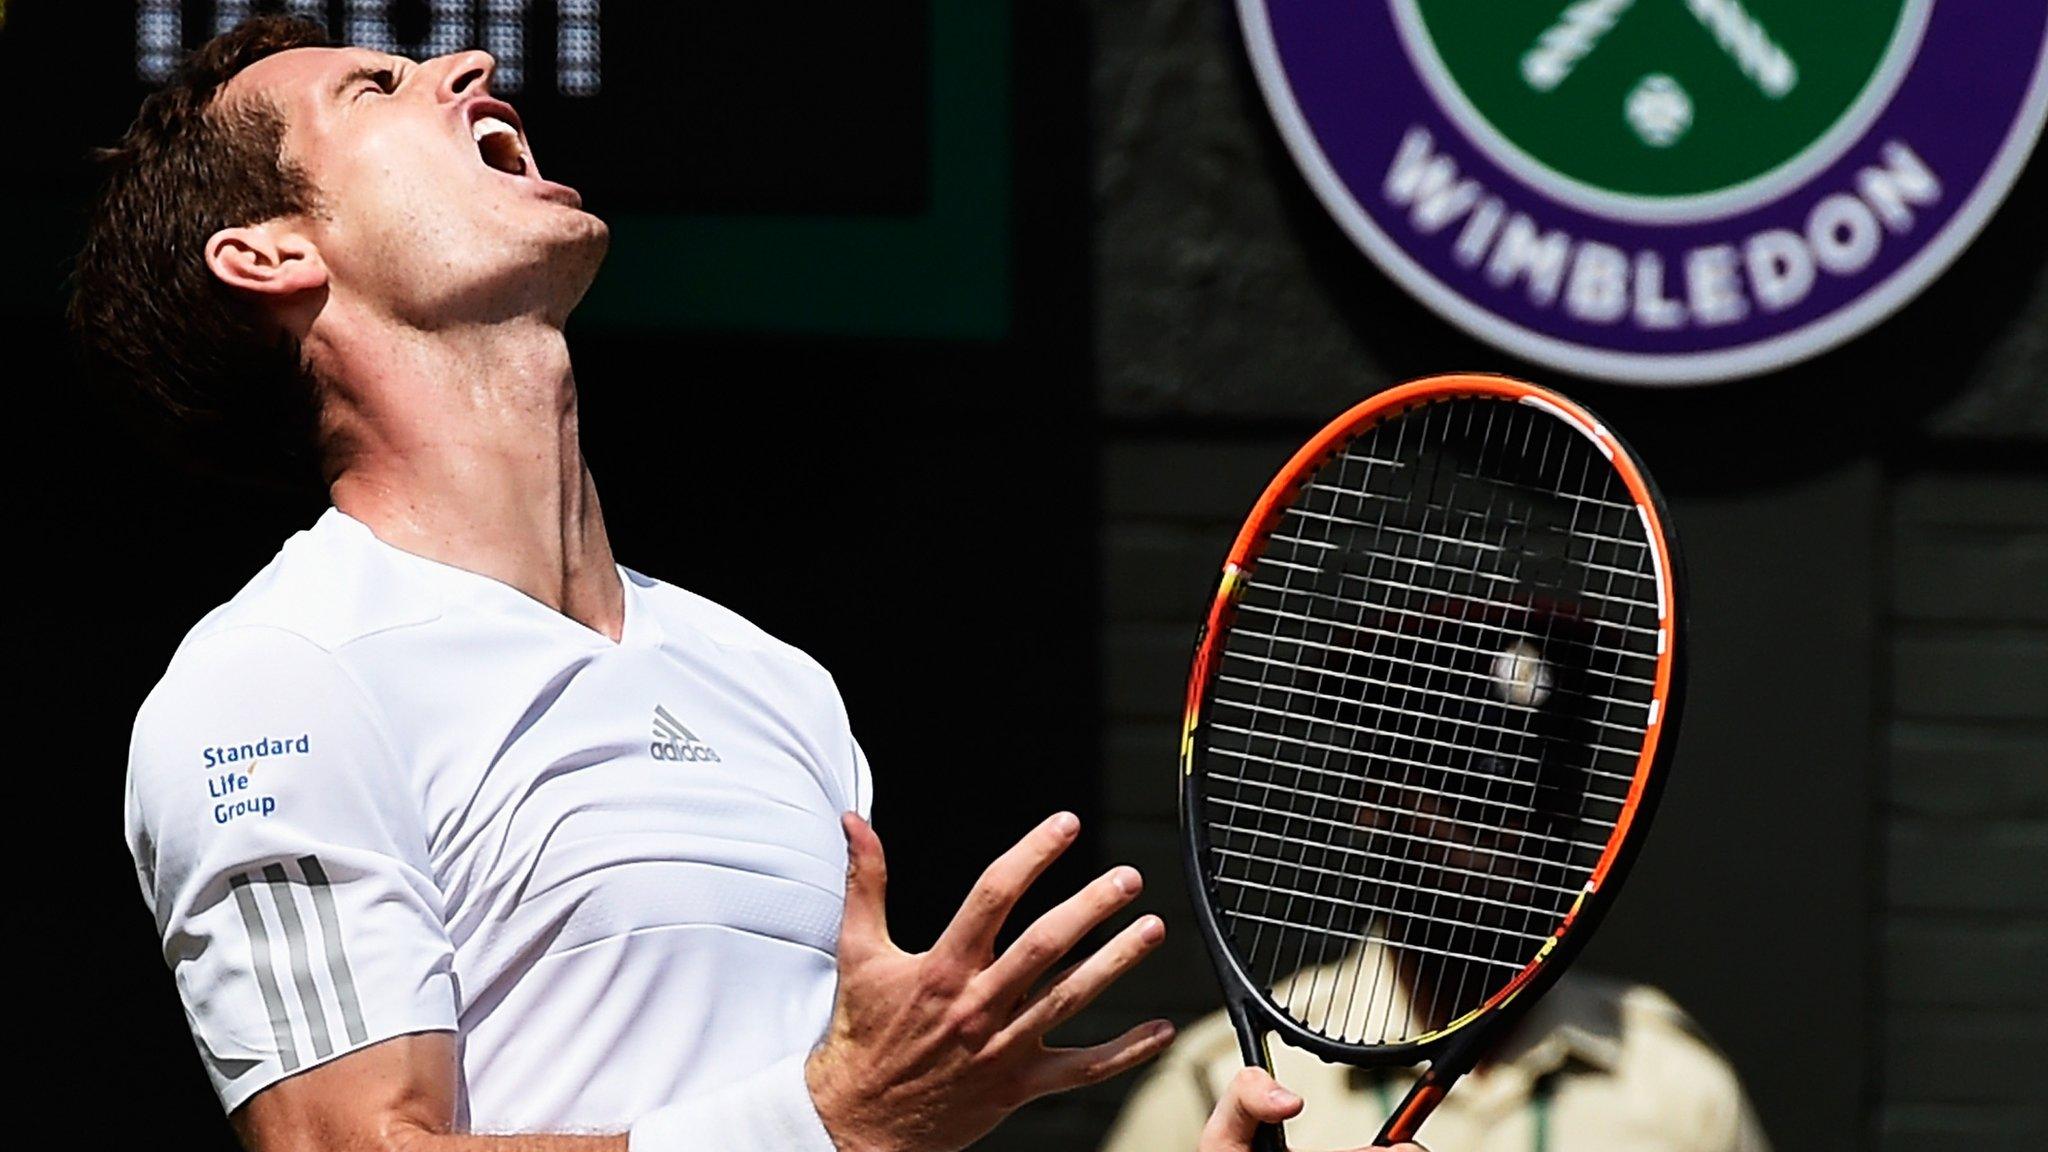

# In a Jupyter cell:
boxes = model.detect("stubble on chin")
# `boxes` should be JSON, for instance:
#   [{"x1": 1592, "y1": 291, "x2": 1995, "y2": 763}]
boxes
[{"x1": 543, "y1": 209, "x2": 610, "y2": 321}]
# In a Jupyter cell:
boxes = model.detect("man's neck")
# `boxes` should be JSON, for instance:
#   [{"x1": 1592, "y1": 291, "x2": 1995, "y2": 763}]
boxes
[{"x1": 323, "y1": 315, "x2": 624, "y2": 641}]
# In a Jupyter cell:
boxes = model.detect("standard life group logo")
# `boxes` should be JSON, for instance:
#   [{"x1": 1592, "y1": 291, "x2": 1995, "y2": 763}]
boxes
[
  {"x1": 203, "y1": 734, "x2": 311, "y2": 824},
  {"x1": 1236, "y1": 0, "x2": 2048, "y2": 383}
]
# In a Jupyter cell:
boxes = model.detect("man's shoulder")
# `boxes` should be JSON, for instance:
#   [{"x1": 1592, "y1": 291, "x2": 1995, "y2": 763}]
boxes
[
  {"x1": 178, "y1": 509, "x2": 443, "y2": 658},
  {"x1": 1523, "y1": 971, "x2": 1752, "y2": 1126},
  {"x1": 1604, "y1": 978, "x2": 1745, "y2": 1080},
  {"x1": 132, "y1": 511, "x2": 441, "y2": 754},
  {"x1": 625, "y1": 568, "x2": 833, "y2": 677},
  {"x1": 1554, "y1": 972, "x2": 1727, "y2": 1054}
]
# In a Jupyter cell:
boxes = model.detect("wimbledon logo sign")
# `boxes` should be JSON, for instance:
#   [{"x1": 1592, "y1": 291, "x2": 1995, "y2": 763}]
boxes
[{"x1": 1236, "y1": 0, "x2": 2048, "y2": 384}]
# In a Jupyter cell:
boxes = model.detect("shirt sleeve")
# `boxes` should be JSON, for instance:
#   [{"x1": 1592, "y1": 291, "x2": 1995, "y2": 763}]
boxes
[
  {"x1": 125, "y1": 625, "x2": 459, "y2": 1114},
  {"x1": 848, "y1": 735, "x2": 874, "y2": 820},
  {"x1": 628, "y1": 1052, "x2": 836, "y2": 1152}
]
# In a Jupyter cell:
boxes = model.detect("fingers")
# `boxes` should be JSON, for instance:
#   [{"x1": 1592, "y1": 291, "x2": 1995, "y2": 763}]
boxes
[
  {"x1": 837, "y1": 812, "x2": 890, "y2": 960},
  {"x1": 933, "y1": 812, "x2": 1080, "y2": 962},
  {"x1": 1198, "y1": 1068, "x2": 1303, "y2": 1152},
  {"x1": 1029, "y1": 1018, "x2": 1176, "y2": 1098},
  {"x1": 979, "y1": 860, "x2": 1146, "y2": 1002},
  {"x1": 999, "y1": 911, "x2": 1165, "y2": 1040}
]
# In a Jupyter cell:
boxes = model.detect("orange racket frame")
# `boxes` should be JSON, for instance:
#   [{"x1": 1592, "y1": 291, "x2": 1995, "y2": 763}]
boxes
[{"x1": 1178, "y1": 373, "x2": 1685, "y2": 1148}]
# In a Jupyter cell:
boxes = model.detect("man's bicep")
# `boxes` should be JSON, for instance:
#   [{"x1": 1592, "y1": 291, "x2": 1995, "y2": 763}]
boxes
[{"x1": 233, "y1": 1030, "x2": 461, "y2": 1152}]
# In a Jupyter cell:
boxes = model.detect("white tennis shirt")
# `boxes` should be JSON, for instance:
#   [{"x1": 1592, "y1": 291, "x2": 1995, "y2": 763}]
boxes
[{"x1": 125, "y1": 508, "x2": 869, "y2": 1146}]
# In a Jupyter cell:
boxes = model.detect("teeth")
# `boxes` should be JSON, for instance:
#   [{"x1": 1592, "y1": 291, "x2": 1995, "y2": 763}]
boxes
[
  {"x1": 471, "y1": 115, "x2": 519, "y2": 144},
  {"x1": 471, "y1": 114, "x2": 529, "y2": 176}
]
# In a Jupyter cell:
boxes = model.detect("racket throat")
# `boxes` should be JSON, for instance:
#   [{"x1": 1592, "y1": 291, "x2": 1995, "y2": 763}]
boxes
[
  {"x1": 1375, "y1": 1010, "x2": 1502, "y2": 1146},
  {"x1": 1376, "y1": 1070, "x2": 1454, "y2": 1146}
]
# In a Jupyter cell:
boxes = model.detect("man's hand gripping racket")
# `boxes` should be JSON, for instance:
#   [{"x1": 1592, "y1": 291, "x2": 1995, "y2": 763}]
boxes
[{"x1": 1179, "y1": 374, "x2": 1686, "y2": 1150}]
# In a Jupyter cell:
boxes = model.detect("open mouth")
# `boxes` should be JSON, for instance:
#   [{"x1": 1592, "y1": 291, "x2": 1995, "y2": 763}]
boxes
[
  {"x1": 462, "y1": 98, "x2": 579, "y2": 204},
  {"x1": 472, "y1": 114, "x2": 529, "y2": 177}
]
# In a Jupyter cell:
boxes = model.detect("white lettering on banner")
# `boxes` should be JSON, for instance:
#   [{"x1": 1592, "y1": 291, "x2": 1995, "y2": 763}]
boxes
[
  {"x1": 1685, "y1": 245, "x2": 1748, "y2": 326},
  {"x1": 1857, "y1": 141, "x2": 1942, "y2": 231},
  {"x1": 1808, "y1": 194, "x2": 1881, "y2": 275},
  {"x1": 1745, "y1": 230, "x2": 1816, "y2": 312},
  {"x1": 1632, "y1": 251, "x2": 1687, "y2": 330},
  {"x1": 1487, "y1": 214, "x2": 1572, "y2": 306},
  {"x1": 1566, "y1": 240, "x2": 1629, "y2": 322},
  {"x1": 137, "y1": 1, "x2": 601, "y2": 95},
  {"x1": 1385, "y1": 128, "x2": 1484, "y2": 234},
  {"x1": 1380, "y1": 127, "x2": 1944, "y2": 331},
  {"x1": 1454, "y1": 197, "x2": 1508, "y2": 267}
]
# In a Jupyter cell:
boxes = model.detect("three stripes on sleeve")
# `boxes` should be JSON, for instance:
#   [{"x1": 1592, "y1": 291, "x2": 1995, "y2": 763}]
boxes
[{"x1": 226, "y1": 855, "x2": 369, "y2": 1073}]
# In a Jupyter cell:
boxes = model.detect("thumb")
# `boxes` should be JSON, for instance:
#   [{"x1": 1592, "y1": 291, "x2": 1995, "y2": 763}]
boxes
[
  {"x1": 838, "y1": 812, "x2": 890, "y2": 959},
  {"x1": 1199, "y1": 1067, "x2": 1303, "y2": 1152}
]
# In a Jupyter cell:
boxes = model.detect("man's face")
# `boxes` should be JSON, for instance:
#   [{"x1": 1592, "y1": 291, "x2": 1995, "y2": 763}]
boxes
[{"x1": 223, "y1": 46, "x2": 607, "y2": 325}]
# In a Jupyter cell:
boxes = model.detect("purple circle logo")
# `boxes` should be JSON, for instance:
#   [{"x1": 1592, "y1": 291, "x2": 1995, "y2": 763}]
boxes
[{"x1": 1238, "y1": 1, "x2": 2048, "y2": 384}]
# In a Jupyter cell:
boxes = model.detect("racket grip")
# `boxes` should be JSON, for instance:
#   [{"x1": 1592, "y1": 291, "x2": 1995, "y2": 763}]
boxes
[{"x1": 1225, "y1": 1006, "x2": 1289, "y2": 1152}]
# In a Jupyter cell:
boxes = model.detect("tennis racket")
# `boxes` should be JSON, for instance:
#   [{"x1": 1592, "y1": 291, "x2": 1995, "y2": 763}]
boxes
[{"x1": 1178, "y1": 373, "x2": 1684, "y2": 1149}]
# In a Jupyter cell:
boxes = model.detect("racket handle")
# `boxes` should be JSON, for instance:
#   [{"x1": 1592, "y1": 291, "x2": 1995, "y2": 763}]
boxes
[{"x1": 1225, "y1": 1009, "x2": 1289, "y2": 1152}]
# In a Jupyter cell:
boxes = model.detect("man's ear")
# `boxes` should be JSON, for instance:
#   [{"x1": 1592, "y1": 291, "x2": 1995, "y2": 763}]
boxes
[{"x1": 204, "y1": 221, "x2": 328, "y2": 298}]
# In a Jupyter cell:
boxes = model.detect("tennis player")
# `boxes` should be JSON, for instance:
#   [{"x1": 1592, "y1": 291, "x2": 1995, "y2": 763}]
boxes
[{"x1": 78, "y1": 18, "x2": 1416, "y2": 1152}]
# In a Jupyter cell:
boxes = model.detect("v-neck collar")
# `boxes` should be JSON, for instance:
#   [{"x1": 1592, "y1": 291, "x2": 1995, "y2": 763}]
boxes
[{"x1": 320, "y1": 507, "x2": 652, "y2": 648}]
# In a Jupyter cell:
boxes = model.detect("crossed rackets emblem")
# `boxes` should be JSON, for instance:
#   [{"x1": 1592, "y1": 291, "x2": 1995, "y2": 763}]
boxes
[{"x1": 1520, "y1": 0, "x2": 1798, "y2": 147}]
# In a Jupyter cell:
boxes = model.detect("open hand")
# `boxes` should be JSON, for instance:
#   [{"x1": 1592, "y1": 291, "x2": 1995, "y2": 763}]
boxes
[{"x1": 806, "y1": 812, "x2": 1175, "y2": 1152}]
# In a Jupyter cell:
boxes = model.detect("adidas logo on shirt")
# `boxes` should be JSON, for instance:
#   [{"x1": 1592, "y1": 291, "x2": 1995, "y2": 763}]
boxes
[{"x1": 650, "y1": 705, "x2": 722, "y2": 763}]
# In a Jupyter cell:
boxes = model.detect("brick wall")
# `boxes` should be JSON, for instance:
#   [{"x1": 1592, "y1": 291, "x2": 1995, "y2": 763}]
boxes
[{"x1": 1878, "y1": 470, "x2": 2048, "y2": 1151}]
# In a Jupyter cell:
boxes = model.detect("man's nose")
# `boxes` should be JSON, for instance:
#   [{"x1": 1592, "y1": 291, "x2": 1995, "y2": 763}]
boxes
[{"x1": 433, "y1": 50, "x2": 497, "y2": 102}]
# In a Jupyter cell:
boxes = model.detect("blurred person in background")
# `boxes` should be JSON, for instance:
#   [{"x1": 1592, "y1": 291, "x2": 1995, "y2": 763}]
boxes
[{"x1": 1105, "y1": 951, "x2": 1769, "y2": 1152}]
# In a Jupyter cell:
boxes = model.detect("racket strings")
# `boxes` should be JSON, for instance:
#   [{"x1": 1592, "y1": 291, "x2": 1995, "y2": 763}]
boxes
[{"x1": 1198, "y1": 396, "x2": 1664, "y2": 1046}]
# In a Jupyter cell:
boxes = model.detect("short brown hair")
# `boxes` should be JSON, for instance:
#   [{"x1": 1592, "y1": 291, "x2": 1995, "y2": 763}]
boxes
[{"x1": 69, "y1": 15, "x2": 332, "y2": 490}]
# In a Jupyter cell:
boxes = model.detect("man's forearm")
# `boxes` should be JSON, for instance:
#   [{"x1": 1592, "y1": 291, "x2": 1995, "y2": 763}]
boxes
[
  {"x1": 392, "y1": 1133, "x2": 624, "y2": 1152},
  {"x1": 233, "y1": 1036, "x2": 827, "y2": 1152}
]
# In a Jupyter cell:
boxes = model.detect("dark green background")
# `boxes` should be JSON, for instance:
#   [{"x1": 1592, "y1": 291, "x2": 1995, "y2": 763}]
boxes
[{"x1": 1410, "y1": 0, "x2": 1907, "y2": 197}]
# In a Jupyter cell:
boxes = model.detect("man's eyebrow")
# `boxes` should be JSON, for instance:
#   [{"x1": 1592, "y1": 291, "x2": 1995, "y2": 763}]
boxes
[{"x1": 330, "y1": 61, "x2": 394, "y2": 99}]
